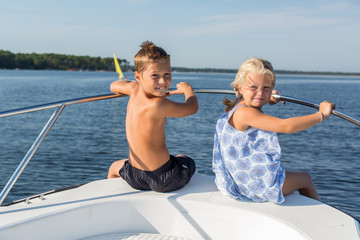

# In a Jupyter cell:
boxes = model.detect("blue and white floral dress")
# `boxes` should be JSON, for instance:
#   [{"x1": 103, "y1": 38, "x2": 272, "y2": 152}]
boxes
[{"x1": 212, "y1": 104, "x2": 285, "y2": 204}]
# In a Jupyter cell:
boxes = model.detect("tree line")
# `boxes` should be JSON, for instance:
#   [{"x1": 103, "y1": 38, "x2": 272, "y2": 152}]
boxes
[
  {"x1": 0, "y1": 50, "x2": 131, "y2": 71},
  {"x1": 1, "y1": 50, "x2": 359, "y2": 76}
]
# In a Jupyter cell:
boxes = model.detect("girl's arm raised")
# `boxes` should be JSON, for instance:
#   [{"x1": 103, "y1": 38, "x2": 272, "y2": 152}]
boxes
[{"x1": 234, "y1": 101, "x2": 334, "y2": 134}]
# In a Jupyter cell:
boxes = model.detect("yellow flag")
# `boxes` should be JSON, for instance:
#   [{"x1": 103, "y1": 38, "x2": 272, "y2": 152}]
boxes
[{"x1": 113, "y1": 52, "x2": 123, "y2": 79}]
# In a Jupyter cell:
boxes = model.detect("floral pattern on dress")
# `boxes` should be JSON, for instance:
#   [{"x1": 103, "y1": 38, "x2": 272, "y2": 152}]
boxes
[{"x1": 212, "y1": 105, "x2": 285, "y2": 204}]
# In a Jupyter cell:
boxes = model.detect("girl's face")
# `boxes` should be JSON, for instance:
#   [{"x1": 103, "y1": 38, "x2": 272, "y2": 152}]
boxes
[
  {"x1": 135, "y1": 60, "x2": 172, "y2": 97},
  {"x1": 239, "y1": 73, "x2": 273, "y2": 110}
]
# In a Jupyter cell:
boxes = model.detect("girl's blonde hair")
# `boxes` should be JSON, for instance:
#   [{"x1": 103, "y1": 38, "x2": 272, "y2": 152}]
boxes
[
  {"x1": 134, "y1": 41, "x2": 170, "y2": 74},
  {"x1": 223, "y1": 57, "x2": 276, "y2": 112}
]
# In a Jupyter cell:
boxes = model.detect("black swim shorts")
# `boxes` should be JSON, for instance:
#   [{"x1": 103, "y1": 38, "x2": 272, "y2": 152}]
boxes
[{"x1": 119, "y1": 155, "x2": 195, "y2": 192}]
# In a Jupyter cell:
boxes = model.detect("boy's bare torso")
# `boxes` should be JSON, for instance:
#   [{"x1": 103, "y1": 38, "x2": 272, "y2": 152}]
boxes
[{"x1": 126, "y1": 85, "x2": 170, "y2": 171}]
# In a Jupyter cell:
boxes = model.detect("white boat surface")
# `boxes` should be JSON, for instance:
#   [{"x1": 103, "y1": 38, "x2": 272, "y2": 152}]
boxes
[
  {"x1": 0, "y1": 174, "x2": 359, "y2": 240},
  {"x1": 0, "y1": 92, "x2": 359, "y2": 240}
]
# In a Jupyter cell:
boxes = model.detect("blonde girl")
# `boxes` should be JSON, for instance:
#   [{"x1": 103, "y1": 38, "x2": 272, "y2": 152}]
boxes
[{"x1": 212, "y1": 57, "x2": 335, "y2": 204}]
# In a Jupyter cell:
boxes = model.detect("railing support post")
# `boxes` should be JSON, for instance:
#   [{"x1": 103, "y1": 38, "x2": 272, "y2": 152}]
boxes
[{"x1": 0, "y1": 104, "x2": 66, "y2": 205}]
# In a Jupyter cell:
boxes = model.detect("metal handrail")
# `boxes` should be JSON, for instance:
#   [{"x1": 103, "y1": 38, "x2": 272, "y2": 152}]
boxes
[
  {"x1": 0, "y1": 93, "x2": 127, "y2": 205},
  {"x1": 0, "y1": 105, "x2": 66, "y2": 205},
  {"x1": 273, "y1": 94, "x2": 360, "y2": 127},
  {"x1": 0, "y1": 90, "x2": 233, "y2": 119},
  {"x1": 0, "y1": 93, "x2": 125, "y2": 118}
]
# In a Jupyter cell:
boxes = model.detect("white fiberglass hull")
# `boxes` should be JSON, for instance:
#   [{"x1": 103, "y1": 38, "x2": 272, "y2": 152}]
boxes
[{"x1": 0, "y1": 174, "x2": 359, "y2": 240}]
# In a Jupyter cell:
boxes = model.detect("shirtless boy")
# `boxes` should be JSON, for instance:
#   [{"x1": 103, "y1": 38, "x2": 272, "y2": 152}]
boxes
[{"x1": 107, "y1": 41, "x2": 198, "y2": 192}]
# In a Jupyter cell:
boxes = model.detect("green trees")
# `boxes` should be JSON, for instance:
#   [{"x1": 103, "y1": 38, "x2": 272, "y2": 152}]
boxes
[
  {"x1": 0, "y1": 50, "x2": 16, "y2": 69},
  {"x1": 0, "y1": 50, "x2": 131, "y2": 71},
  {"x1": 1, "y1": 50, "x2": 359, "y2": 76}
]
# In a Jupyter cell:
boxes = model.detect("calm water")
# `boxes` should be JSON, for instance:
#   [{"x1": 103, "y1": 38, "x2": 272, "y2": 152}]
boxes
[{"x1": 0, "y1": 70, "x2": 359, "y2": 220}]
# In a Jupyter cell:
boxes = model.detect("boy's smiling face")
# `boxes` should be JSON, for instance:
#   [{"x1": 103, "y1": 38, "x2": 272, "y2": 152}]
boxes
[{"x1": 135, "y1": 60, "x2": 171, "y2": 98}]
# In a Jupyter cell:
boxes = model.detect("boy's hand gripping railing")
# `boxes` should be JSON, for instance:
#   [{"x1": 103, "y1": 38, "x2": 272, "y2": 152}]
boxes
[{"x1": 0, "y1": 93, "x2": 125, "y2": 205}]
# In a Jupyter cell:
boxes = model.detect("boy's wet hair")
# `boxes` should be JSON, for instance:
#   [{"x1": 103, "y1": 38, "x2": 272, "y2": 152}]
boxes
[
  {"x1": 223, "y1": 57, "x2": 275, "y2": 112},
  {"x1": 134, "y1": 41, "x2": 170, "y2": 73}
]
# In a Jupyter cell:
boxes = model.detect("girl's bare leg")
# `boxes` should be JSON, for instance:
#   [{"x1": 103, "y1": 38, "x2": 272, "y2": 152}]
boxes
[
  {"x1": 107, "y1": 159, "x2": 127, "y2": 179},
  {"x1": 282, "y1": 171, "x2": 319, "y2": 200}
]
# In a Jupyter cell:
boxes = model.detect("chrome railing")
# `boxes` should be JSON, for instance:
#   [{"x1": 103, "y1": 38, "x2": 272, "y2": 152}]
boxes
[
  {"x1": 0, "y1": 93, "x2": 125, "y2": 205},
  {"x1": 0, "y1": 93, "x2": 124, "y2": 118}
]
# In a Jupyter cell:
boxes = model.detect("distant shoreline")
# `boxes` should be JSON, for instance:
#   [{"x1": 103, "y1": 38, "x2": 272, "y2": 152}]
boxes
[
  {"x1": 1, "y1": 67, "x2": 360, "y2": 77},
  {"x1": 1, "y1": 50, "x2": 359, "y2": 76}
]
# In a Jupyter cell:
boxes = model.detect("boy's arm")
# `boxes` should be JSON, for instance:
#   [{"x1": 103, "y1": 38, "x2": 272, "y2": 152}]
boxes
[
  {"x1": 160, "y1": 82, "x2": 198, "y2": 118},
  {"x1": 110, "y1": 79, "x2": 137, "y2": 95}
]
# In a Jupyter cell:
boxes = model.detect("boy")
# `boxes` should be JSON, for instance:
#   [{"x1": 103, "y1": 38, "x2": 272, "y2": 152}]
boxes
[{"x1": 107, "y1": 41, "x2": 198, "y2": 192}]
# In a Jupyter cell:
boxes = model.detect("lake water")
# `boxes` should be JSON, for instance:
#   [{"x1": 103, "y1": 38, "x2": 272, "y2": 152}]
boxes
[{"x1": 0, "y1": 70, "x2": 359, "y2": 220}]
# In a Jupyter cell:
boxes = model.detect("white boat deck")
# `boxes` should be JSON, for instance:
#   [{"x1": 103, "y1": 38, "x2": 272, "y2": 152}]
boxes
[
  {"x1": 83, "y1": 233, "x2": 190, "y2": 240},
  {"x1": 0, "y1": 174, "x2": 359, "y2": 240}
]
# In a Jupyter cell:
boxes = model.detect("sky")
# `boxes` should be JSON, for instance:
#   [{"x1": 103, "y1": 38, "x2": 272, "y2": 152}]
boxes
[{"x1": 1, "y1": 0, "x2": 360, "y2": 72}]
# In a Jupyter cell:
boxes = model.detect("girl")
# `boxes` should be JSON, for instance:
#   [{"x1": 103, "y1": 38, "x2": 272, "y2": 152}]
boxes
[{"x1": 212, "y1": 57, "x2": 335, "y2": 204}]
